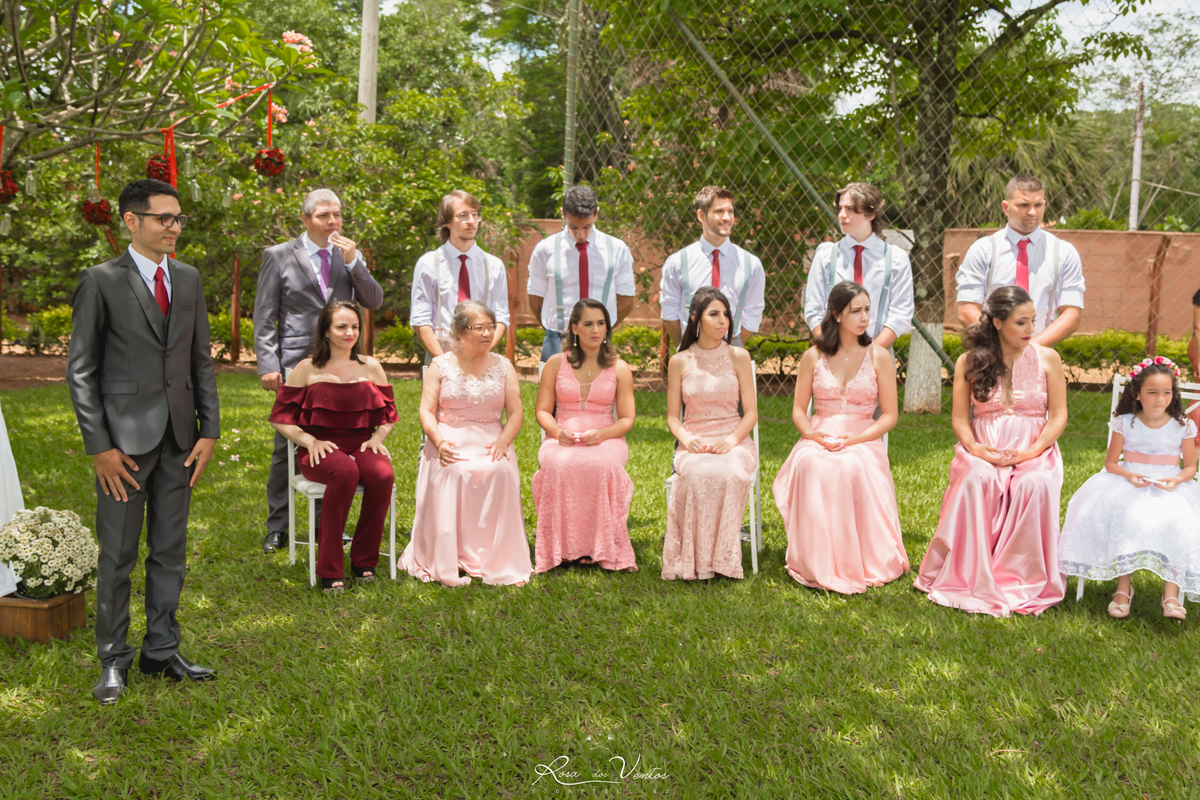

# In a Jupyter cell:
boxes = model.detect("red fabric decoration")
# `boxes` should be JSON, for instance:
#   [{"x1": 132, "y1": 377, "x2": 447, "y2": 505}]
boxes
[
  {"x1": 253, "y1": 147, "x2": 286, "y2": 177},
  {"x1": 146, "y1": 154, "x2": 172, "y2": 182},
  {"x1": 82, "y1": 199, "x2": 113, "y2": 225},
  {"x1": 0, "y1": 170, "x2": 16, "y2": 204}
]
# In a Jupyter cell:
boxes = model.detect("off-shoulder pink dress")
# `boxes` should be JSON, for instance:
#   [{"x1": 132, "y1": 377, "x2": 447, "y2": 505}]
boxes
[
  {"x1": 401, "y1": 353, "x2": 532, "y2": 586},
  {"x1": 662, "y1": 341, "x2": 758, "y2": 580},
  {"x1": 914, "y1": 342, "x2": 1065, "y2": 616},
  {"x1": 772, "y1": 349, "x2": 908, "y2": 593},
  {"x1": 532, "y1": 364, "x2": 636, "y2": 573}
]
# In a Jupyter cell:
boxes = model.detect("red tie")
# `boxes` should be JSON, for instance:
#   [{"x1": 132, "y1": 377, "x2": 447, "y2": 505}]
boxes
[
  {"x1": 457, "y1": 254, "x2": 470, "y2": 302},
  {"x1": 711, "y1": 249, "x2": 720, "y2": 287},
  {"x1": 852, "y1": 245, "x2": 864, "y2": 284},
  {"x1": 576, "y1": 242, "x2": 589, "y2": 299},
  {"x1": 154, "y1": 266, "x2": 170, "y2": 317},
  {"x1": 1015, "y1": 239, "x2": 1030, "y2": 290}
]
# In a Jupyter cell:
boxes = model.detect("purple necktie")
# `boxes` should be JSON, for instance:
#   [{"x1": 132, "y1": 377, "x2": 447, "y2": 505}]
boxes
[{"x1": 318, "y1": 248, "x2": 332, "y2": 299}]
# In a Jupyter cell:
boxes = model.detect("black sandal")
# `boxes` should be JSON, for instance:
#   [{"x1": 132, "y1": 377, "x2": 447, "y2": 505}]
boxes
[
  {"x1": 321, "y1": 577, "x2": 345, "y2": 594},
  {"x1": 351, "y1": 566, "x2": 376, "y2": 583}
]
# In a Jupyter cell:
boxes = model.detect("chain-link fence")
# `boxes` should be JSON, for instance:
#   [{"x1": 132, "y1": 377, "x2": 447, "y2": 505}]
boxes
[{"x1": 540, "y1": 1, "x2": 1200, "y2": 430}]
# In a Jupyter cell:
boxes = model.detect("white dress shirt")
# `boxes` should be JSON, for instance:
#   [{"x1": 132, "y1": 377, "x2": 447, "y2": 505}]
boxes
[
  {"x1": 410, "y1": 242, "x2": 511, "y2": 345},
  {"x1": 804, "y1": 233, "x2": 914, "y2": 338},
  {"x1": 659, "y1": 237, "x2": 766, "y2": 343},
  {"x1": 526, "y1": 228, "x2": 636, "y2": 332},
  {"x1": 955, "y1": 226, "x2": 1085, "y2": 334},
  {"x1": 128, "y1": 245, "x2": 171, "y2": 302}
]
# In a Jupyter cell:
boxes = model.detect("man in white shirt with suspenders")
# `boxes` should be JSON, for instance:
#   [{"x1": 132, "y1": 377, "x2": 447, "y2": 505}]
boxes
[
  {"x1": 410, "y1": 190, "x2": 510, "y2": 361},
  {"x1": 804, "y1": 182, "x2": 914, "y2": 348},
  {"x1": 527, "y1": 185, "x2": 636, "y2": 361},
  {"x1": 660, "y1": 185, "x2": 766, "y2": 349},
  {"x1": 955, "y1": 174, "x2": 1085, "y2": 346}
]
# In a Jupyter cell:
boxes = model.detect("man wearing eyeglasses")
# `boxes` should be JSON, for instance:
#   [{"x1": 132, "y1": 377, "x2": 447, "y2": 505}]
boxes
[
  {"x1": 254, "y1": 188, "x2": 384, "y2": 554},
  {"x1": 527, "y1": 185, "x2": 636, "y2": 361},
  {"x1": 410, "y1": 190, "x2": 510, "y2": 359},
  {"x1": 67, "y1": 179, "x2": 221, "y2": 704}
]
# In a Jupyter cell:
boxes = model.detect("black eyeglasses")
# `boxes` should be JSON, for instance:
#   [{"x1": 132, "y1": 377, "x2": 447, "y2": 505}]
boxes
[{"x1": 129, "y1": 211, "x2": 190, "y2": 230}]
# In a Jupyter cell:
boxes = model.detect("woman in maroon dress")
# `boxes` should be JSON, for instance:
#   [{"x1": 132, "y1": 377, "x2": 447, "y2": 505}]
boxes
[{"x1": 270, "y1": 301, "x2": 397, "y2": 592}]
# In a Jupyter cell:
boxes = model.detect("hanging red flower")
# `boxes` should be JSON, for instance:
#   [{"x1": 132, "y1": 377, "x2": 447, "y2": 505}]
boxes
[
  {"x1": 253, "y1": 147, "x2": 286, "y2": 177},
  {"x1": 146, "y1": 154, "x2": 172, "y2": 182},
  {"x1": 0, "y1": 169, "x2": 16, "y2": 204},
  {"x1": 82, "y1": 199, "x2": 113, "y2": 225}
]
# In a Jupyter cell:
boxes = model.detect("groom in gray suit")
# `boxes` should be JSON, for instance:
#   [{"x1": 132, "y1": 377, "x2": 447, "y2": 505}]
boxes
[
  {"x1": 67, "y1": 179, "x2": 220, "y2": 705},
  {"x1": 253, "y1": 188, "x2": 383, "y2": 552}
]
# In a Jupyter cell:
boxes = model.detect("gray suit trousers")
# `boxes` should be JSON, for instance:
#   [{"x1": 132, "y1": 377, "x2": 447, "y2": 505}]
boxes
[{"x1": 95, "y1": 428, "x2": 192, "y2": 667}]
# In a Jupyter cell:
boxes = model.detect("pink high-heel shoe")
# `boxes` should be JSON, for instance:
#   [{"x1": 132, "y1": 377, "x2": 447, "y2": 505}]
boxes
[
  {"x1": 1162, "y1": 595, "x2": 1187, "y2": 621},
  {"x1": 1108, "y1": 588, "x2": 1134, "y2": 619}
]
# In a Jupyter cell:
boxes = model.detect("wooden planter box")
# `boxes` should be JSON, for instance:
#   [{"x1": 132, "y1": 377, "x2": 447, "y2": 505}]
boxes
[{"x1": 0, "y1": 591, "x2": 87, "y2": 643}]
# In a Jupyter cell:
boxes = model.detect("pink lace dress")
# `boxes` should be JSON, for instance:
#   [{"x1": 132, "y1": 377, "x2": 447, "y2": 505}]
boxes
[
  {"x1": 914, "y1": 342, "x2": 1065, "y2": 616},
  {"x1": 400, "y1": 353, "x2": 532, "y2": 586},
  {"x1": 772, "y1": 348, "x2": 908, "y2": 593},
  {"x1": 662, "y1": 341, "x2": 758, "y2": 580},
  {"x1": 532, "y1": 364, "x2": 636, "y2": 573}
]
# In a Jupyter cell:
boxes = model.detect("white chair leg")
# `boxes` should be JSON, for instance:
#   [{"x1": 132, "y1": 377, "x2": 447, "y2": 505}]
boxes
[
  {"x1": 755, "y1": 471, "x2": 763, "y2": 554},
  {"x1": 1075, "y1": 576, "x2": 1085, "y2": 601},
  {"x1": 389, "y1": 486, "x2": 397, "y2": 580},
  {"x1": 308, "y1": 496, "x2": 318, "y2": 587},
  {"x1": 748, "y1": 474, "x2": 759, "y2": 576},
  {"x1": 288, "y1": 488, "x2": 296, "y2": 566}
]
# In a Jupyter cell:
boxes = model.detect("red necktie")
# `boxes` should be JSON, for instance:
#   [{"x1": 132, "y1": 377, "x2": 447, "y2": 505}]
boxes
[
  {"x1": 711, "y1": 249, "x2": 720, "y2": 287},
  {"x1": 852, "y1": 245, "x2": 864, "y2": 284},
  {"x1": 1015, "y1": 239, "x2": 1030, "y2": 290},
  {"x1": 457, "y1": 254, "x2": 470, "y2": 302},
  {"x1": 154, "y1": 266, "x2": 170, "y2": 317},
  {"x1": 576, "y1": 242, "x2": 589, "y2": 299}
]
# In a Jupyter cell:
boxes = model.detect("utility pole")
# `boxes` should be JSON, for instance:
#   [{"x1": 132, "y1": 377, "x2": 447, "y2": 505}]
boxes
[
  {"x1": 561, "y1": 0, "x2": 581, "y2": 192},
  {"x1": 358, "y1": 0, "x2": 380, "y2": 124},
  {"x1": 1129, "y1": 81, "x2": 1145, "y2": 231}
]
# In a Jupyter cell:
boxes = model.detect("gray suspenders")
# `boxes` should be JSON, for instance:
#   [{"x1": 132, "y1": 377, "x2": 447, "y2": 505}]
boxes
[
  {"x1": 987, "y1": 232, "x2": 1061, "y2": 322},
  {"x1": 431, "y1": 247, "x2": 493, "y2": 337},
  {"x1": 681, "y1": 243, "x2": 752, "y2": 336},
  {"x1": 828, "y1": 242, "x2": 894, "y2": 339},
  {"x1": 552, "y1": 232, "x2": 616, "y2": 333}
]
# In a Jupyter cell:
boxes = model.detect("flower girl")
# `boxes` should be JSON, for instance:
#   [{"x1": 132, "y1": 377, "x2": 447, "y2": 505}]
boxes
[{"x1": 1059, "y1": 357, "x2": 1200, "y2": 620}]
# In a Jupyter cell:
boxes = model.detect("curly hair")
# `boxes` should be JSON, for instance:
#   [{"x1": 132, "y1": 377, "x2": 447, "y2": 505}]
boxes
[
  {"x1": 1113, "y1": 363, "x2": 1186, "y2": 424},
  {"x1": 963, "y1": 285, "x2": 1033, "y2": 402}
]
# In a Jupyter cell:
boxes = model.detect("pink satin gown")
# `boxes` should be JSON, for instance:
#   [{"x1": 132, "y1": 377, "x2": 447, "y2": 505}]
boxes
[
  {"x1": 401, "y1": 353, "x2": 532, "y2": 586},
  {"x1": 532, "y1": 364, "x2": 636, "y2": 572},
  {"x1": 662, "y1": 341, "x2": 758, "y2": 580},
  {"x1": 914, "y1": 342, "x2": 1065, "y2": 616},
  {"x1": 773, "y1": 349, "x2": 908, "y2": 593}
]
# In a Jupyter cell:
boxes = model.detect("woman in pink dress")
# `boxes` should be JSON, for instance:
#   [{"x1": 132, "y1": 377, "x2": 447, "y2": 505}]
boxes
[
  {"x1": 914, "y1": 285, "x2": 1068, "y2": 616},
  {"x1": 662, "y1": 286, "x2": 759, "y2": 580},
  {"x1": 533, "y1": 299, "x2": 637, "y2": 573},
  {"x1": 270, "y1": 301, "x2": 398, "y2": 593},
  {"x1": 773, "y1": 281, "x2": 907, "y2": 593},
  {"x1": 401, "y1": 301, "x2": 531, "y2": 586}
]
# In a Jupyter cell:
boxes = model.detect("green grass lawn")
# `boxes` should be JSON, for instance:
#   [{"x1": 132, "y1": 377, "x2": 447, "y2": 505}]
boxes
[{"x1": 1, "y1": 375, "x2": 1197, "y2": 798}]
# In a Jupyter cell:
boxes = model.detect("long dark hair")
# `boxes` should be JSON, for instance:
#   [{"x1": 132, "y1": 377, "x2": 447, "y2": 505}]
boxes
[
  {"x1": 678, "y1": 286, "x2": 733, "y2": 352},
  {"x1": 565, "y1": 298, "x2": 616, "y2": 369},
  {"x1": 963, "y1": 285, "x2": 1033, "y2": 402},
  {"x1": 310, "y1": 300, "x2": 364, "y2": 368},
  {"x1": 814, "y1": 281, "x2": 872, "y2": 355},
  {"x1": 1114, "y1": 363, "x2": 1186, "y2": 424}
]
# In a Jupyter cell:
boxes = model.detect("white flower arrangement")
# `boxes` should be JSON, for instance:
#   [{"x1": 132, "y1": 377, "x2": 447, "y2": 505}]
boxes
[{"x1": 0, "y1": 507, "x2": 99, "y2": 599}]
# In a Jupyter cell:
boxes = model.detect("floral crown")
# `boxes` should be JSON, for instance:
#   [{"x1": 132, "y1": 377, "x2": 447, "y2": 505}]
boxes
[{"x1": 1129, "y1": 355, "x2": 1181, "y2": 379}]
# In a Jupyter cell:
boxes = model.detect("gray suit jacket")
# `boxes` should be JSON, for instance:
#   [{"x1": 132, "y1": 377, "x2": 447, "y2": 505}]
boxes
[
  {"x1": 67, "y1": 252, "x2": 220, "y2": 456},
  {"x1": 253, "y1": 236, "x2": 384, "y2": 375}
]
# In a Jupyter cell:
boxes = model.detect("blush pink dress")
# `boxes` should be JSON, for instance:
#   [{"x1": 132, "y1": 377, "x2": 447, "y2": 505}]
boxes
[
  {"x1": 914, "y1": 342, "x2": 1065, "y2": 616},
  {"x1": 532, "y1": 364, "x2": 637, "y2": 573},
  {"x1": 401, "y1": 353, "x2": 532, "y2": 586},
  {"x1": 662, "y1": 341, "x2": 758, "y2": 580},
  {"x1": 772, "y1": 348, "x2": 908, "y2": 593}
]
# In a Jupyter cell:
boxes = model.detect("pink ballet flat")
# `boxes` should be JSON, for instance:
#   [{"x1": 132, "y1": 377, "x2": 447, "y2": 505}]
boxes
[
  {"x1": 1162, "y1": 596, "x2": 1187, "y2": 621},
  {"x1": 1108, "y1": 589, "x2": 1133, "y2": 619}
]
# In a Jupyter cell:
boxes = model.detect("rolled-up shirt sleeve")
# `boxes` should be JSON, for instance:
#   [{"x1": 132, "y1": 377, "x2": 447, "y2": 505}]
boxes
[
  {"x1": 954, "y1": 238, "x2": 992, "y2": 306},
  {"x1": 804, "y1": 242, "x2": 835, "y2": 331},
  {"x1": 487, "y1": 256, "x2": 511, "y2": 327},
  {"x1": 1057, "y1": 241, "x2": 1085, "y2": 309},
  {"x1": 659, "y1": 250, "x2": 683, "y2": 322},
  {"x1": 883, "y1": 249, "x2": 915, "y2": 337},
  {"x1": 739, "y1": 253, "x2": 766, "y2": 333},
  {"x1": 614, "y1": 240, "x2": 636, "y2": 296},
  {"x1": 409, "y1": 252, "x2": 437, "y2": 329},
  {"x1": 526, "y1": 238, "x2": 552, "y2": 301}
]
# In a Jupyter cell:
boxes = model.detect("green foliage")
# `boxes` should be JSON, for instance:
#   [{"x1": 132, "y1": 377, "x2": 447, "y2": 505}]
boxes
[
  {"x1": 0, "y1": 315, "x2": 20, "y2": 343},
  {"x1": 496, "y1": 326, "x2": 546, "y2": 361},
  {"x1": 31, "y1": 305, "x2": 73, "y2": 345},
  {"x1": 374, "y1": 324, "x2": 424, "y2": 363},
  {"x1": 611, "y1": 325, "x2": 662, "y2": 370},
  {"x1": 1061, "y1": 208, "x2": 1127, "y2": 230},
  {"x1": 208, "y1": 312, "x2": 254, "y2": 362}
]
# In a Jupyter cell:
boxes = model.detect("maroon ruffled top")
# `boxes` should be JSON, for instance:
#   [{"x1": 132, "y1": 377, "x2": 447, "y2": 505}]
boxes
[{"x1": 269, "y1": 382, "x2": 398, "y2": 443}]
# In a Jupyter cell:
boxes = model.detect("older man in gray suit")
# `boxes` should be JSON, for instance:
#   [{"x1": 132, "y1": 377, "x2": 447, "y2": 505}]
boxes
[
  {"x1": 253, "y1": 188, "x2": 384, "y2": 552},
  {"x1": 68, "y1": 179, "x2": 220, "y2": 705}
]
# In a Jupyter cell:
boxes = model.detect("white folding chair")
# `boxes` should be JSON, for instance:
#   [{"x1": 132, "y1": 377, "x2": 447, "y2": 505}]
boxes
[
  {"x1": 664, "y1": 361, "x2": 764, "y2": 574},
  {"x1": 287, "y1": 440, "x2": 397, "y2": 586},
  {"x1": 1076, "y1": 372, "x2": 1200, "y2": 601}
]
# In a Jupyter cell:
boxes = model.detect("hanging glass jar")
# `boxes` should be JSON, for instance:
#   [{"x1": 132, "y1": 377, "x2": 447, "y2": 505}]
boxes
[
  {"x1": 190, "y1": 178, "x2": 202, "y2": 203},
  {"x1": 23, "y1": 166, "x2": 37, "y2": 199},
  {"x1": 87, "y1": 183, "x2": 101, "y2": 203},
  {"x1": 221, "y1": 182, "x2": 235, "y2": 208},
  {"x1": 0, "y1": 211, "x2": 11, "y2": 236},
  {"x1": 182, "y1": 149, "x2": 197, "y2": 178}
]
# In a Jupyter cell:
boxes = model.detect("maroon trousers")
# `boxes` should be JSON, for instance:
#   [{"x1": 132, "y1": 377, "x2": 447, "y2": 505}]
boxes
[{"x1": 298, "y1": 428, "x2": 394, "y2": 579}]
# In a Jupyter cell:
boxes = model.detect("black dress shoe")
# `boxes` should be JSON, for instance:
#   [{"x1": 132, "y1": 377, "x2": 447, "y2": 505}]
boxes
[
  {"x1": 262, "y1": 530, "x2": 288, "y2": 552},
  {"x1": 91, "y1": 667, "x2": 128, "y2": 705},
  {"x1": 139, "y1": 653, "x2": 217, "y2": 682}
]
